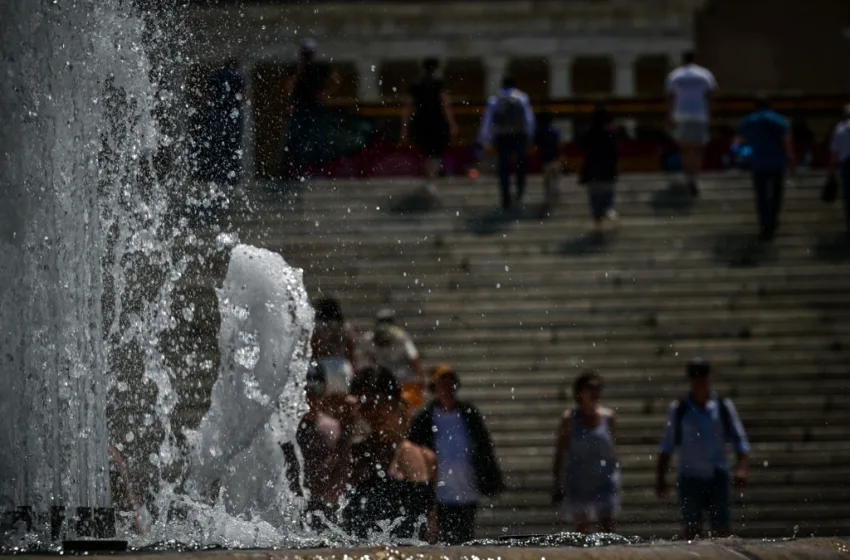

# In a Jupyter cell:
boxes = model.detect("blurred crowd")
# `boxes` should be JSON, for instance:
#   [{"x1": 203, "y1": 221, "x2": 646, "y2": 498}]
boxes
[
  {"x1": 174, "y1": 39, "x2": 850, "y2": 543},
  {"x1": 289, "y1": 296, "x2": 503, "y2": 544},
  {"x1": 193, "y1": 41, "x2": 850, "y2": 240},
  {"x1": 283, "y1": 298, "x2": 751, "y2": 543}
]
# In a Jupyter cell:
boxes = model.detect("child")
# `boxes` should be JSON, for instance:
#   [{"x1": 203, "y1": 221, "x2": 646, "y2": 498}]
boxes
[
  {"x1": 577, "y1": 106, "x2": 619, "y2": 227},
  {"x1": 552, "y1": 371, "x2": 620, "y2": 533},
  {"x1": 535, "y1": 111, "x2": 562, "y2": 208}
]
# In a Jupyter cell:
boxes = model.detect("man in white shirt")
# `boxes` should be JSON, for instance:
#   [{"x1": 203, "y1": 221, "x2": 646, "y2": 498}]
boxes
[{"x1": 665, "y1": 51, "x2": 717, "y2": 195}]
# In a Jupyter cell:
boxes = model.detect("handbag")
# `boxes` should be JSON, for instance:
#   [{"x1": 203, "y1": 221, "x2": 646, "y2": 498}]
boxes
[{"x1": 822, "y1": 175, "x2": 838, "y2": 203}]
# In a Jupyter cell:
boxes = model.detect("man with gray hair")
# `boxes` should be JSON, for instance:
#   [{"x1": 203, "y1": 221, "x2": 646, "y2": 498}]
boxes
[{"x1": 828, "y1": 105, "x2": 850, "y2": 235}]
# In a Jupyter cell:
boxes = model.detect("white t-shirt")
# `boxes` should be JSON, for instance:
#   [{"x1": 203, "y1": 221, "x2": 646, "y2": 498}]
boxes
[
  {"x1": 433, "y1": 408, "x2": 478, "y2": 505},
  {"x1": 665, "y1": 64, "x2": 717, "y2": 122}
]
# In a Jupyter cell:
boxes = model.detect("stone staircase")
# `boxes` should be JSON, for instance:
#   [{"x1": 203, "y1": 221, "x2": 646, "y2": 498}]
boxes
[{"x1": 231, "y1": 172, "x2": 850, "y2": 539}]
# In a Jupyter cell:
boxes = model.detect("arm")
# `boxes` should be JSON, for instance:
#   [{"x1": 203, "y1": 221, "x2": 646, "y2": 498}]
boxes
[
  {"x1": 401, "y1": 96, "x2": 413, "y2": 142},
  {"x1": 664, "y1": 74, "x2": 675, "y2": 123},
  {"x1": 322, "y1": 70, "x2": 341, "y2": 100},
  {"x1": 723, "y1": 399, "x2": 751, "y2": 488},
  {"x1": 478, "y1": 97, "x2": 495, "y2": 148},
  {"x1": 829, "y1": 127, "x2": 840, "y2": 178},
  {"x1": 284, "y1": 66, "x2": 301, "y2": 116},
  {"x1": 656, "y1": 403, "x2": 677, "y2": 498},
  {"x1": 784, "y1": 132, "x2": 797, "y2": 175},
  {"x1": 344, "y1": 325, "x2": 358, "y2": 369},
  {"x1": 523, "y1": 95, "x2": 536, "y2": 140},
  {"x1": 656, "y1": 453, "x2": 673, "y2": 498},
  {"x1": 441, "y1": 90, "x2": 459, "y2": 138},
  {"x1": 403, "y1": 336, "x2": 425, "y2": 386},
  {"x1": 551, "y1": 411, "x2": 571, "y2": 503}
]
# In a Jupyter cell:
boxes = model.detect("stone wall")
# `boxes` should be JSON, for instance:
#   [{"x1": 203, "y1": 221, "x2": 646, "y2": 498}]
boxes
[{"x1": 696, "y1": 0, "x2": 850, "y2": 94}]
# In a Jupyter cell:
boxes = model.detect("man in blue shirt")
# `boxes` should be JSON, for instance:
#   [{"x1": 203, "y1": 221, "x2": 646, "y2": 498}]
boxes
[
  {"x1": 479, "y1": 77, "x2": 535, "y2": 211},
  {"x1": 736, "y1": 96, "x2": 796, "y2": 240},
  {"x1": 656, "y1": 358, "x2": 750, "y2": 539}
]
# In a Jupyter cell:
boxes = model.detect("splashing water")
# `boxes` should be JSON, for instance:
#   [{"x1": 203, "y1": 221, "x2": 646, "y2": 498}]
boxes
[{"x1": 0, "y1": 0, "x2": 318, "y2": 549}]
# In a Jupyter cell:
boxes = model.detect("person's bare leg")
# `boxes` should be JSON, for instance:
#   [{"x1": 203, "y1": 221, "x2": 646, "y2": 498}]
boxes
[
  {"x1": 574, "y1": 518, "x2": 591, "y2": 534},
  {"x1": 681, "y1": 143, "x2": 702, "y2": 195},
  {"x1": 424, "y1": 157, "x2": 441, "y2": 194}
]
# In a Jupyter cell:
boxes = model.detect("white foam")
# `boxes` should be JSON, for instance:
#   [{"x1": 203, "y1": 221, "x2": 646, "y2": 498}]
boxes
[{"x1": 185, "y1": 244, "x2": 313, "y2": 529}]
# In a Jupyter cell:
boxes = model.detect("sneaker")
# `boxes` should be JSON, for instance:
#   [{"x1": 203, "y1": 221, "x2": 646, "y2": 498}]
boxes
[{"x1": 606, "y1": 208, "x2": 619, "y2": 222}]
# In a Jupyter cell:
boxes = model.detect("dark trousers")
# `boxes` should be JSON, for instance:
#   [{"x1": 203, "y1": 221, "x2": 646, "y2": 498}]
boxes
[
  {"x1": 587, "y1": 181, "x2": 616, "y2": 220},
  {"x1": 841, "y1": 159, "x2": 850, "y2": 231},
  {"x1": 495, "y1": 134, "x2": 528, "y2": 210},
  {"x1": 752, "y1": 169, "x2": 785, "y2": 237},
  {"x1": 678, "y1": 470, "x2": 732, "y2": 537},
  {"x1": 437, "y1": 503, "x2": 477, "y2": 545}
]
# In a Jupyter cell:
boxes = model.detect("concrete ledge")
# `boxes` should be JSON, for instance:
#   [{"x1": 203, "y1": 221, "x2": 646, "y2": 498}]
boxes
[{"x1": 20, "y1": 538, "x2": 850, "y2": 560}]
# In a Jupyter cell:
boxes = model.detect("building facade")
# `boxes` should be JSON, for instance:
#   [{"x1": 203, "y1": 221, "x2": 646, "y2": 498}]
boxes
[{"x1": 184, "y1": 0, "x2": 705, "y2": 177}]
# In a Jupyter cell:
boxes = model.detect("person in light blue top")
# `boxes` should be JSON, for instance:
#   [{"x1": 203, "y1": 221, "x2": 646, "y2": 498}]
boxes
[
  {"x1": 478, "y1": 77, "x2": 535, "y2": 211},
  {"x1": 656, "y1": 358, "x2": 750, "y2": 540},
  {"x1": 552, "y1": 371, "x2": 620, "y2": 533},
  {"x1": 736, "y1": 95, "x2": 796, "y2": 240}
]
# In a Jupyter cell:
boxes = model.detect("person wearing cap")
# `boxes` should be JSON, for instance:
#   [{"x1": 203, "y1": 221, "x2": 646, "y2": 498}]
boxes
[
  {"x1": 735, "y1": 95, "x2": 796, "y2": 241},
  {"x1": 360, "y1": 309, "x2": 425, "y2": 410},
  {"x1": 408, "y1": 364, "x2": 504, "y2": 544},
  {"x1": 281, "y1": 37, "x2": 340, "y2": 182},
  {"x1": 656, "y1": 358, "x2": 751, "y2": 539},
  {"x1": 828, "y1": 105, "x2": 850, "y2": 235}
]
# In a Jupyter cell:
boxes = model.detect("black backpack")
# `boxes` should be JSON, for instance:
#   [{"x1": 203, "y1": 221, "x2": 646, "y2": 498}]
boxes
[
  {"x1": 493, "y1": 92, "x2": 527, "y2": 136},
  {"x1": 673, "y1": 396, "x2": 734, "y2": 446}
]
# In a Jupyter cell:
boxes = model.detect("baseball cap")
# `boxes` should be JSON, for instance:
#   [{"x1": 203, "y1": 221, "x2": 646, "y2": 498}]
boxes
[
  {"x1": 300, "y1": 37, "x2": 317, "y2": 55},
  {"x1": 686, "y1": 358, "x2": 711, "y2": 378},
  {"x1": 429, "y1": 363, "x2": 460, "y2": 391}
]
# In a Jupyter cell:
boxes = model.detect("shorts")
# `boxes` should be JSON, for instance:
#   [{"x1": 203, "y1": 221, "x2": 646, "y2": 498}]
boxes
[
  {"x1": 674, "y1": 120, "x2": 710, "y2": 145},
  {"x1": 678, "y1": 470, "x2": 732, "y2": 535}
]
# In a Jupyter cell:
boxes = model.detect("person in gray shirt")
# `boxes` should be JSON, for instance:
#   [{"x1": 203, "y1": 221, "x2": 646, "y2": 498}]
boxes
[{"x1": 656, "y1": 358, "x2": 750, "y2": 539}]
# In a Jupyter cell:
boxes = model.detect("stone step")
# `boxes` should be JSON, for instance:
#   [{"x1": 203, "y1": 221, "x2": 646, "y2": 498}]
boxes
[
  {"x1": 498, "y1": 485, "x2": 850, "y2": 509},
  {"x1": 455, "y1": 362, "x2": 849, "y2": 387},
  {"x1": 484, "y1": 410, "x2": 850, "y2": 434},
  {"x1": 469, "y1": 382, "x2": 850, "y2": 410},
  {"x1": 490, "y1": 424, "x2": 850, "y2": 448},
  {"x1": 474, "y1": 519, "x2": 845, "y2": 539},
  {"x1": 507, "y1": 464, "x2": 850, "y2": 492},
  {"x1": 474, "y1": 393, "x2": 850, "y2": 419},
  {"x1": 496, "y1": 441, "x2": 850, "y2": 463}
]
